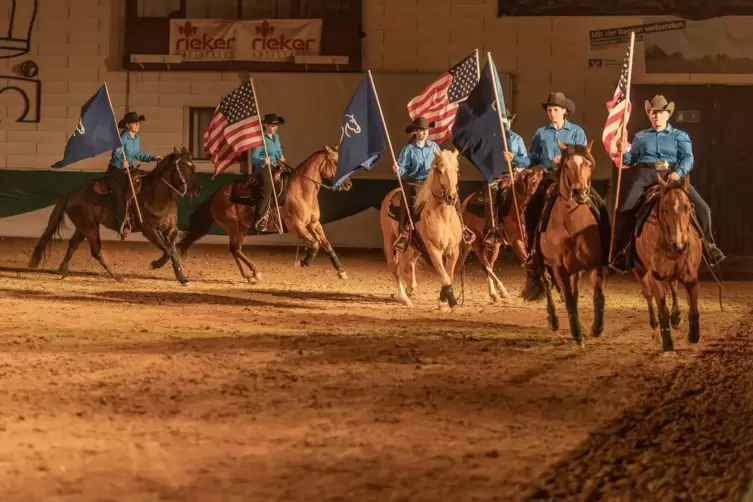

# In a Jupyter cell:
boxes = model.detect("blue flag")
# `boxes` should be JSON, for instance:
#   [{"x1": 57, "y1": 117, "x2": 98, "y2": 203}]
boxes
[
  {"x1": 51, "y1": 84, "x2": 123, "y2": 169},
  {"x1": 451, "y1": 58, "x2": 510, "y2": 183},
  {"x1": 333, "y1": 75, "x2": 388, "y2": 187}
]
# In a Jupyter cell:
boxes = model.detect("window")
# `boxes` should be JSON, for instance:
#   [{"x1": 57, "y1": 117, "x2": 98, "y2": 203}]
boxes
[
  {"x1": 188, "y1": 107, "x2": 215, "y2": 160},
  {"x1": 137, "y1": 0, "x2": 181, "y2": 17}
]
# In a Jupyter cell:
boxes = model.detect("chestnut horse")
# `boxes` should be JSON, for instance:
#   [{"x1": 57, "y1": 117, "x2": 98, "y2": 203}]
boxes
[
  {"x1": 460, "y1": 168, "x2": 544, "y2": 302},
  {"x1": 634, "y1": 175, "x2": 702, "y2": 354},
  {"x1": 178, "y1": 145, "x2": 352, "y2": 282},
  {"x1": 522, "y1": 141, "x2": 605, "y2": 346},
  {"x1": 379, "y1": 148, "x2": 462, "y2": 310},
  {"x1": 28, "y1": 148, "x2": 200, "y2": 284}
]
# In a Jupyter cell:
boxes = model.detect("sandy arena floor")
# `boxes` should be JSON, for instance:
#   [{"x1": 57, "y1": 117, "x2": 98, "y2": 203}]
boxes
[{"x1": 0, "y1": 237, "x2": 751, "y2": 501}]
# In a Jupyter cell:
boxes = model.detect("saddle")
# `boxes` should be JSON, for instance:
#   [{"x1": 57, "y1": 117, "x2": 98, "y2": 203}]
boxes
[
  {"x1": 230, "y1": 168, "x2": 290, "y2": 234},
  {"x1": 635, "y1": 185, "x2": 662, "y2": 237},
  {"x1": 466, "y1": 175, "x2": 515, "y2": 222},
  {"x1": 84, "y1": 168, "x2": 146, "y2": 206},
  {"x1": 386, "y1": 190, "x2": 428, "y2": 255}
]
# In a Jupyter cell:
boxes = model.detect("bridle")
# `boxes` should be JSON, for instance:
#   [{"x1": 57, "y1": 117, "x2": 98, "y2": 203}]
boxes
[
  {"x1": 158, "y1": 155, "x2": 189, "y2": 197},
  {"x1": 557, "y1": 153, "x2": 592, "y2": 206},
  {"x1": 430, "y1": 161, "x2": 457, "y2": 205},
  {"x1": 656, "y1": 187, "x2": 690, "y2": 254},
  {"x1": 280, "y1": 153, "x2": 349, "y2": 192}
]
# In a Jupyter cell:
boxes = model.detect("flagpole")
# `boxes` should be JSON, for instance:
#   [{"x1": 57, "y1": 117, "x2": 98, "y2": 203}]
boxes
[
  {"x1": 608, "y1": 31, "x2": 636, "y2": 265},
  {"x1": 368, "y1": 70, "x2": 414, "y2": 231},
  {"x1": 487, "y1": 53, "x2": 522, "y2": 242},
  {"x1": 249, "y1": 77, "x2": 284, "y2": 234},
  {"x1": 104, "y1": 82, "x2": 143, "y2": 225}
]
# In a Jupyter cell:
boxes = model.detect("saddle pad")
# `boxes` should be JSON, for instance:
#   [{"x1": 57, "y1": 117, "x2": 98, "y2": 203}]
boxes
[{"x1": 84, "y1": 179, "x2": 113, "y2": 206}]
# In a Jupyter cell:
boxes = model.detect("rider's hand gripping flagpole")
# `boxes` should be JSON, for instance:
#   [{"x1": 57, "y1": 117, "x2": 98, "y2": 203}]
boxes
[
  {"x1": 368, "y1": 70, "x2": 414, "y2": 231},
  {"x1": 104, "y1": 82, "x2": 143, "y2": 225},
  {"x1": 249, "y1": 77, "x2": 284, "y2": 234},
  {"x1": 487, "y1": 53, "x2": 522, "y2": 239},
  {"x1": 608, "y1": 31, "x2": 636, "y2": 265}
]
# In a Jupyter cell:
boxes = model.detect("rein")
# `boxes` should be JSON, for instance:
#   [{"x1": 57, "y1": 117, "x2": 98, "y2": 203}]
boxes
[
  {"x1": 281, "y1": 161, "x2": 337, "y2": 191},
  {"x1": 153, "y1": 155, "x2": 188, "y2": 197}
]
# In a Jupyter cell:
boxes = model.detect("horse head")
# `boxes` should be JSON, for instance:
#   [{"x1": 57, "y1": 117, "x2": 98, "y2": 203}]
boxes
[
  {"x1": 156, "y1": 146, "x2": 200, "y2": 198},
  {"x1": 518, "y1": 168, "x2": 545, "y2": 200},
  {"x1": 557, "y1": 140, "x2": 595, "y2": 205},
  {"x1": 319, "y1": 144, "x2": 352, "y2": 191},
  {"x1": 656, "y1": 174, "x2": 693, "y2": 254},
  {"x1": 416, "y1": 148, "x2": 460, "y2": 212}
]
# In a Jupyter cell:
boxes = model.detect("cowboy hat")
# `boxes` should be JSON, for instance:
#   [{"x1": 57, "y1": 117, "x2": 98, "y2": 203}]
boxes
[
  {"x1": 541, "y1": 92, "x2": 575, "y2": 115},
  {"x1": 506, "y1": 109, "x2": 516, "y2": 122},
  {"x1": 261, "y1": 113, "x2": 285, "y2": 125},
  {"x1": 405, "y1": 117, "x2": 435, "y2": 134},
  {"x1": 645, "y1": 95, "x2": 675, "y2": 116},
  {"x1": 118, "y1": 111, "x2": 145, "y2": 129}
]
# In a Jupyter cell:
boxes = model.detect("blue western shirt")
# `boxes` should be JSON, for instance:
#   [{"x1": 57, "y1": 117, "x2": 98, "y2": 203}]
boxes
[
  {"x1": 250, "y1": 132, "x2": 284, "y2": 168},
  {"x1": 528, "y1": 120, "x2": 587, "y2": 170},
  {"x1": 396, "y1": 139, "x2": 440, "y2": 181},
  {"x1": 507, "y1": 130, "x2": 531, "y2": 169},
  {"x1": 622, "y1": 124, "x2": 693, "y2": 177},
  {"x1": 110, "y1": 131, "x2": 156, "y2": 168}
]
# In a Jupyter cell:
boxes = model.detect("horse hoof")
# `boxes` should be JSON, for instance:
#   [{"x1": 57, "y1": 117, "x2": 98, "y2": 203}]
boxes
[
  {"x1": 150, "y1": 260, "x2": 163, "y2": 270},
  {"x1": 575, "y1": 338, "x2": 585, "y2": 348},
  {"x1": 294, "y1": 261, "x2": 301, "y2": 268},
  {"x1": 687, "y1": 330, "x2": 700, "y2": 344},
  {"x1": 671, "y1": 311, "x2": 682, "y2": 329},
  {"x1": 661, "y1": 350, "x2": 677, "y2": 358},
  {"x1": 491, "y1": 294, "x2": 501, "y2": 303},
  {"x1": 337, "y1": 270, "x2": 349, "y2": 280},
  {"x1": 179, "y1": 280, "x2": 189, "y2": 287},
  {"x1": 591, "y1": 326, "x2": 603, "y2": 338},
  {"x1": 400, "y1": 297, "x2": 412, "y2": 307},
  {"x1": 547, "y1": 315, "x2": 559, "y2": 331},
  {"x1": 246, "y1": 276, "x2": 258, "y2": 284}
]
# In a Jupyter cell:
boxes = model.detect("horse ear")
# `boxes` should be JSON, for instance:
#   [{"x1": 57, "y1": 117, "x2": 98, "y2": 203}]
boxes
[
  {"x1": 432, "y1": 147, "x2": 441, "y2": 157},
  {"x1": 682, "y1": 174, "x2": 689, "y2": 190},
  {"x1": 586, "y1": 140, "x2": 594, "y2": 153},
  {"x1": 324, "y1": 144, "x2": 334, "y2": 154},
  {"x1": 451, "y1": 148, "x2": 459, "y2": 158},
  {"x1": 557, "y1": 139, "x2": 567, "y2": 151},
  {"x1": 173, "y1": 146, "x2": 180, "y2": 156}
]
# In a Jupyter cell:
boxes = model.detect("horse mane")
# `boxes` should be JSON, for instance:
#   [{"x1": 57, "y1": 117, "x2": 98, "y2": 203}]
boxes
[
  {"x1": 144, "y1": 152, "x2": 175, "y2": 181},
  {"x1": 292, "y1": 150, "x2": 327, "y2": 172},
  {"x1": 414, "y1": 150, "x2": 456, "y2": 213}
]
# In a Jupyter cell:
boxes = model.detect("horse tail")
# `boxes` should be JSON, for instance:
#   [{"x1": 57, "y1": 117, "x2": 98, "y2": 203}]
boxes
[
  {"x1": 521, "y1": 267, "x2": 546, "y2": 301},
  {"x1": 28, "y1": 194, "x2": 69, "y2": 269},
  {"x1": 178, "y1": 196, "x2": 215, "y2": 257}
]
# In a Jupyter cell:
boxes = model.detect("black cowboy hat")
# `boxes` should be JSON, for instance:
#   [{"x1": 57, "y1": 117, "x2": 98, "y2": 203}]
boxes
[
  {"x1": 118, "y1": 111, "x2": 145, "y2": 129},
  {"x1": 262, "y1": 113, "x2": 285, "y2": 125},
  {"x1": 541, "y1": 92, "x2": 575, "y2": 115},
  {"x1": 405, "y1": 116, "x2": 435, "y2": 134},
  {"x1": 645, "y1": 95, "x2": 675, "y2": 116}
]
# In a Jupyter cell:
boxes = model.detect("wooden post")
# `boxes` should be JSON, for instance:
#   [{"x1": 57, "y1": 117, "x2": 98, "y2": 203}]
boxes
[
  {"x1": 608, "y1": 31, "x2": 636, "y2": 264},
  {"x1": 487, "y1": 53, "x2": 522, "y2": 237},
  {"x1": 249, "y1": 77, "x2": 284, "y2": 234},
  {"x1": 368, "y1": 70, "x2": 414, "y2": 230},
  {"x1": 104, "y1": 82, "x2": 143, "y2": 225}
]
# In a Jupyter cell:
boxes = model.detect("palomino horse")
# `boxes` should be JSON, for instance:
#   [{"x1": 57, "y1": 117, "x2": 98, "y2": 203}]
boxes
[
  {"x1": 634, "y1": 175, "x2": 702, "y2": 354},
  {"x1": 380, "y1": 148, "x2": 462, "y2": 310},
  {"x1": 460, "y1": 168, "x2": 544, "y2": 302},
  {"x1": 522, "y1": 140, "x2": 605, "y2": 346},
  {"x1": 28, "y1": 148, "x2": 200, "y2": 284},
  {"x1": 178, "y1": 145, "x2": 352, "y2": 282}
]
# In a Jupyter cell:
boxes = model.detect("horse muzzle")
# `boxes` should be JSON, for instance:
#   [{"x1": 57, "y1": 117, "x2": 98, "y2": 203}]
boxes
[
  {"x1": 445, "y1": 193, "x2": 458, "y2": 206},
  {"x1": 337, "y1": 178, "x2": 353, "y2": 192},
  {"x1": 571, "y1": 187, "x2": 590, "y2": 204}
]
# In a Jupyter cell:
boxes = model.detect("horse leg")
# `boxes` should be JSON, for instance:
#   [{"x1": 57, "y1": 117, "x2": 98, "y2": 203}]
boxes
[
  {"x1": 407, "y1": 256, "x2": 419, "y2": 297},
  {"x1": 652, "y1": 280, "x2": 674, "y2": 354},
  {"x1": 544, "y1": 274, "x2": 559, "y2": 331},
  {"x1": 292, "y1": 222, "x2": 319, "y2": 268},
  {"x1": 486, "y1": 244, "x2": 510, "y2": 301},
  {"x1": 670, "y1": 280, "x2": 682, "y2": 329},
  {"x1": 684, "y1": 279, "x2": 700, "y2": 344},
  {"x1": 445, "y1": 244, "x2": 461, "y2": 311},
  {"x1": 88, "y1": 228, "x2": 122, "y2": 282},
  {"x1": 58, "y1": 229, "x2": 86, "y2": 279},
  {"x1": 395, "y1": 252, "x2": 413, "y2": 306},
  {"x1": 310, "y1": 221, "x2": 348, "y2": 280},
  {"x1": 229, "y1": 233, "x2": 260, "y2": 283},
  {"x1": 427, "y1": 248, "x2": 457, "y2": 312},
  {"x1": 151, "y1": 252, "x2": 170, "y2": 270},
  {"x1": 589, "y1": 267, "x2": 605, "y2": 337},
  {"x1": 554, "y1": 268, "x2": 584, "y2": 346},
  {"x1": 141, "y1": 226, "x2": 188, "y2": 285}
]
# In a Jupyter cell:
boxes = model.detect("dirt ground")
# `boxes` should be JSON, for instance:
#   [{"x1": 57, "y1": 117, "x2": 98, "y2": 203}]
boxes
[{"x1": 0, "y1": 237, "x2": 751, "y2": 501}]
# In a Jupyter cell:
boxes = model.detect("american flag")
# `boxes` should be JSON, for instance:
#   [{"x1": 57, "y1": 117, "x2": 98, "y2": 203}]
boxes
[
  {"x1": 204, "y1": 81, "x2": 264, "y2": 178},
  {"x1": 407, "y1": 51, "x2": 480, "y2": 144},
  {"x1": 602, "y1": 44, "x2": 633, "y2": 167}
]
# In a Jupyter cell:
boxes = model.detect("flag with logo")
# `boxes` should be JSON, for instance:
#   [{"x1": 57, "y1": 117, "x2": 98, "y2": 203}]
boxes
[
  {"x1": 51, "y1": 83, "x2": 122, "y2": 169},
  {"x1": 451, "y1": 56, "x2": 509, "y2": 183},
  {"x1": 333, "y1": 75, "x2": 388, "y2": 188},
  {"x1": 602, "y1": 43, "x2": 634, "y2": 167},
  {"x1": 204, "y1": 80, "x2": 264, "y2": 179},
  {"x1": 407, "y1": 51, "x2": 480, "y2": 145}
]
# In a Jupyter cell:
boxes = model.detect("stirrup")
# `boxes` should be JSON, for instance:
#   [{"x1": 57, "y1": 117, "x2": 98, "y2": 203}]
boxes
[
  {"x1": 462, "y1": 226, "x2": 476, "y2": 245},
  {"x1": 395, "y1": 231, "x2": 409, "y2": 252}
]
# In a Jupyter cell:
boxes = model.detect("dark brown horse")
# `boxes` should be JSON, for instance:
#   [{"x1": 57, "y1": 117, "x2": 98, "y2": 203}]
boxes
[
  {"x1": 28, "y1": 147, "x2": 200, "y2": 284},
  {"x1": 523, "y1": 141, "x2": 604, "y2": 346},
  {"x1": 460, "y1": 168, "x2": 544, "y2": 302},
  {"x1": 177, "y1": 145, "x2": 352, "y2": 282},
  {"x1": 634, "y1": 175, "x2": 702, "y2": 354}
]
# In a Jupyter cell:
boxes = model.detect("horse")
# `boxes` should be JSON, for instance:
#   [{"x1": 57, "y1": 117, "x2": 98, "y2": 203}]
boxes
[
  {"x1": 177, "y1": 145, "x2": 352, "y2": 282},
  {"x1": 460, "y1": 168, "x2": 544, "y2": 302},
  {"x1": 633, "y1": 175, "x2": 702, "y2": 354},
  {"x1": 28, "y1": 147, "x2": 200, "y2": 284},
  {"x1": 379, "y1": 148, "x2": 462, "y2": 310},
  {"x1": 522, "y1": 140, "x2": 605, "y2": 346}
]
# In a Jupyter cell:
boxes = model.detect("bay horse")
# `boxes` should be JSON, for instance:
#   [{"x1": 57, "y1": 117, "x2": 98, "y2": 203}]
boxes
[
  {"x1": 177, "y1": 145, "x2": 352, "y2": 282},
  {"x1": 522, "y1": 140, "x2": 605, "y2": 346},
  {"x1": 379, "y1": 148, "x2": 462, "y2": 310},
  {"x1": 634, "y1": 175, "x2": 702, "y2": 354},
  {"x1": 28, "y1": 147, "x2": 200, "y2": 284},
  {"x1": 460, "y1": 168, "x2": 544, "y2": 302}
]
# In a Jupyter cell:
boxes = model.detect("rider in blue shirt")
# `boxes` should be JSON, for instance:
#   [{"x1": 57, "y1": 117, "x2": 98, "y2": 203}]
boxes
[
  {"x1": 610, "y1": 95, "x2": 724, "y2": 270},
  {"x1": 248, "y1": 113, "x2": 286, "y2": 233},
  {"x1": 109, "y1": 111, "x2": 161, "y2": 239}
]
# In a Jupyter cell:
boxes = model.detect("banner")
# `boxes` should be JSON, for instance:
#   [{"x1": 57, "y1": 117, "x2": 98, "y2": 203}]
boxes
[{"x1": 169, "y1": 19, "x2": 323, "y2": 62}]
